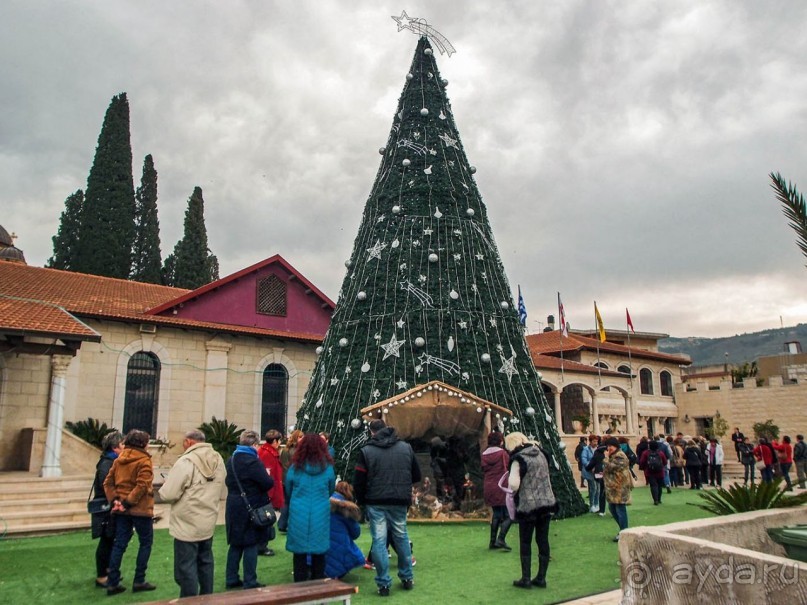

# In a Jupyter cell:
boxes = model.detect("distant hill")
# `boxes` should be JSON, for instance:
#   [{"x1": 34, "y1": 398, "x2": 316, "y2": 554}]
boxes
[{"x1": 658, "y1": 324, "x2": 807, "y2": 366}]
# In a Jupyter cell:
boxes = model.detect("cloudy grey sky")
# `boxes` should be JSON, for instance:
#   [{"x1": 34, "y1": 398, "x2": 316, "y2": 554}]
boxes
[{"x1": 3, "y1": 1, "x2": 807, "y2": 339}]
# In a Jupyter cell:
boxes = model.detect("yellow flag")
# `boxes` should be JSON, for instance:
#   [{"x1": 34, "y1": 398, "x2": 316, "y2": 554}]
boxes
[{"x1": 594, "y1": 302, "x2": 606, "y2": 342}]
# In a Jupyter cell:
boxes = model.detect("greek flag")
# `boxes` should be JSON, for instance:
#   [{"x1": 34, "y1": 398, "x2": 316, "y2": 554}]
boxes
[{"x1": 517, "y1": 285, "x2": 527, "y2": 326}]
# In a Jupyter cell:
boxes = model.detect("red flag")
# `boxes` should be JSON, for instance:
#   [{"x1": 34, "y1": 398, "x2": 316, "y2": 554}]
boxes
[
  {"x1": 558, "y1": 292, "x2": 568, "y2": 337},
  {"x1": 626, "y1": 308, "x2": 635, "y2": 333}
]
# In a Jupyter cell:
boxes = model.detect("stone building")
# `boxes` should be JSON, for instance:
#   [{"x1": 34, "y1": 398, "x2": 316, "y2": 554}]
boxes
[
  {"x1": 0, "y1": 254, "x2": 333, "y2": 476},
  {"x1": 527, "y1": 329, "x2": 692, "y2": 439}
]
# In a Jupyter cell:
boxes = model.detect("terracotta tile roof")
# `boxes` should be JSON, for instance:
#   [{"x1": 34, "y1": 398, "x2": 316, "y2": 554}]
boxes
[
  {"x1": 0, "y1": 296, "x2": 100, "y2": 340},
  {"x1": 526, "y1": 330, "x2": 691, "y2": 366},
  {"x1": 531, "y1": 353, "x2": 625, "y2": 377},
  {"x1": 0, "y1": 263, "x2": 325, "y2": 343}
]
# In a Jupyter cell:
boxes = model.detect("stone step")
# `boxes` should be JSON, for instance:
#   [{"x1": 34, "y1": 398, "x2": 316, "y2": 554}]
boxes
[
  {"x1": 0, "y1": 483, "x2": 89, "y2": 502},
  {"x1": 3, "y1": 519, "x2": 90, "y2": 538},
  {"x1": 2, "y1": 507, "x2": 91, "y2": 527},
  {"x1": 0, "y1": 474, "x2": 93, "y2": 493}
]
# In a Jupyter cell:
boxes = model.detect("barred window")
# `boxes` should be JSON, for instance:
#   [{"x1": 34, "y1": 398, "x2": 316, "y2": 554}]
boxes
[
  {"x1": 123, "y1": 352, "x2": 160, "y2": 435},
  {"x1": 257, "y1": 274, "x2": 287, "y2": 316}
]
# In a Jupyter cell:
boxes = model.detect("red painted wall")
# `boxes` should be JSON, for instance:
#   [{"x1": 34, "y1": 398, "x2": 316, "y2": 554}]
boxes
[{"x1": 162, "y1": 264, "x2": 332, "y2": 336}]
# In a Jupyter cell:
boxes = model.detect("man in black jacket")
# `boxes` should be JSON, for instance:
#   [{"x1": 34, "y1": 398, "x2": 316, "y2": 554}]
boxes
[{"x1": 353, "y1": 420, "x2": 421, "y2": 597}]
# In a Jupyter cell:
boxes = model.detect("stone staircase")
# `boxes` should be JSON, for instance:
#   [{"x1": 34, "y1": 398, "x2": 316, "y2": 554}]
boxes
[{"x1": 0, "y1": 473, "x2": 93, "y2": 537}]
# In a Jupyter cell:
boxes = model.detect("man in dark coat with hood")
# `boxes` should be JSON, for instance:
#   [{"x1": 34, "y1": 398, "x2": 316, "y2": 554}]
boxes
[{"x1": 353, "y1": 420, "x2": 421, "y2": 597}]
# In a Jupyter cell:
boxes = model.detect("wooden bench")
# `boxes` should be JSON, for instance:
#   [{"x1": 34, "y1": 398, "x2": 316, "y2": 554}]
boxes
[{"x1": 146, "y1": 579, "x2": 357, "y2": 605}]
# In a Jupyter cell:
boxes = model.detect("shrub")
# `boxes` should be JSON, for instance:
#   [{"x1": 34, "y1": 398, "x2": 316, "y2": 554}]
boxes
[
  {"x1": 198, "y1": 417, "x2": 244, "y2": 458},
  {"x1": 64, "y1": 417, "x2": 117, "y2": 449},
  {"x1": 692, "y1": 478, "x2": 807, "y2": 516},
  {"x1": 752, "y1": 419, "x2": 780, "y2": 441}
]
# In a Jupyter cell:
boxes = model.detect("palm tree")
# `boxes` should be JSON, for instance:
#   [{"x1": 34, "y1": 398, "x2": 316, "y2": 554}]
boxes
[{"x1": 770, "y1": 172, "x2": 807, "y2": 263}]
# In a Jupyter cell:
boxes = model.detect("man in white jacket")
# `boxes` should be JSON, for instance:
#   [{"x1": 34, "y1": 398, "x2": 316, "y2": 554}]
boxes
[{"x1": 158, "y1": 430, "x2": 226, "y2": 597}]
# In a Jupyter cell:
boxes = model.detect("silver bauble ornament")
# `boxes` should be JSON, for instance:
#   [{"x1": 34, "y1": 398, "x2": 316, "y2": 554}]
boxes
[
  {"x1": 481, "y1": 353, "x2": 491, "y2": 363},
  {"x1": 526, "y1": 407, "x2": 536, "y2": 416},
  {"x1": 350, "y1": 418, "x2": 362, "y2": 429},
  {"x1": 466, "y1": 208, "x2": 475, "y2": 217},
  {"x1": 392, "y1": 205, "x2": 401, "y2": 214},
  {"x1": 378, "y1": 147, "x2": 385, "y2": 155},
  {"x1": 315, "y1": 346, "x2": 323, "y2": 355},
  {"x1": 415, "y1": 337, "x2": 426, "y2": 347},
  {"x1": 357, "y1": 291, "x2": 367, "y2": 301},
  {"x1": 402, "y1": 159, "x2": 411, "y2": 167},
  {"x1": 428, "y1": 253, "x2": 438, "y2": 263},
  {"x1": 406, "y1": 73, "x2": 414, "y2": 80},
  {"x1": 441, "y1": 78, "x2": 448, "y2": 86},
  {"x1": 344, "y1": 259, "x2": 352, "y2": 268},
  {"x1": 500, "y1": 301, "x2": 509, "y2": 310},
  {"x1": 420, "y1": 108, "x2": 429, "y2": 116},
  {"x1": 425, "y1": 48, "x2": 433, "y2": 55},
  {"x1": 338, "y1": 338, "x2": 348, "y2": 347},
  {"x1": 469, "y1": 166, "x2": 477, "y2": 174}
]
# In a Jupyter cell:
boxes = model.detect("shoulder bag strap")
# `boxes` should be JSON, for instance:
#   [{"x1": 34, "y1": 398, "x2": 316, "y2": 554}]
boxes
[{"x1": 229, "y1": 455, "x2": 256, "y2": 514}]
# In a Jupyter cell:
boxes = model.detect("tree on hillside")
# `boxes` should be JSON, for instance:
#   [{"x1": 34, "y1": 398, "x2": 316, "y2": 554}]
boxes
[
  {"x1": 131, "y1": 154, "x2": 163, "y2": 283},
  {"x1": 47, "y1": 189, "x2": 83, "y2": 270},
  {"x1": 295, "y1": 37, "x2": 585, "y2": 518},
  {"x1": 165, "y1": 186, "x2": 219, "y2": 289},
  {"x1": 770, "y1": 172, "x2": 807, "y2": 264},
  {"x1": 72, "y1": 93, "x2": 136, "y2": 278}
]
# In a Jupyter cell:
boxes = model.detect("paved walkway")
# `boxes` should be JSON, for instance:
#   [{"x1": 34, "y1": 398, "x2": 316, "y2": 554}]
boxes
[{"x1": 561, "y1": 589, "x2": 622, "y2": 604}]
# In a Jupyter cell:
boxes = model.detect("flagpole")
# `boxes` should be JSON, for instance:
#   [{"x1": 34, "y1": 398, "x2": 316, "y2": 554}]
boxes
[
  {"x1": 626, "y1": 310, "x2": 634, "y2": 390},
  {"x1": 557, "y1": 292, "x2": 565, "y2": 383},
  {"x1": 594, "y1": 301, "x2": 602, "y2": 387}
]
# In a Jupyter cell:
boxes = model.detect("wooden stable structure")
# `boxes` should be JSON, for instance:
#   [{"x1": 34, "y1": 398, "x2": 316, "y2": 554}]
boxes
[{"x1": 360, "y1": 380, "x2": 513, "y2": 446}]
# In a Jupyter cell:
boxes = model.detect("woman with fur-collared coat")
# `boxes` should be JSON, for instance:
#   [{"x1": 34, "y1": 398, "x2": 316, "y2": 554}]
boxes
[{"x1": 325, "y1": 482, "x2": 365, "y2": 579}]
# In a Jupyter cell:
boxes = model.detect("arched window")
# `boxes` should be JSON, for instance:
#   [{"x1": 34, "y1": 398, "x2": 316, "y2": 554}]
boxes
[
  {"x1": 262, "y1": 364, "x2": 288, "y2": 435},
  {"x1": 640, "y1": 368, "x2": 654, "y2": 395},
  {"x1": 660, "y1": 371, "x2": 673, "y2": 397},
  {"x1": 594, "y1": 362, "x2": 609, "y2": 370},
  {"x1": 123, "y1": 352, "x2": 160, "y2": 435},
  {"x1": 617, "y1": 365, "x2": 631, "y2": 375}
]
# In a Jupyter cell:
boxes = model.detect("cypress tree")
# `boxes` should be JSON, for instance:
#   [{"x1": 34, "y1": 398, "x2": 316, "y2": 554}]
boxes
[
  {"x1": 169, "y1": 186, "x2": 218, "y2": 289},
  {"x1": 131, "y1": 154, "x2": 163, "y2": 283},
  {"x1": 47, "y1": 189, "x2": 83, "y2": 270},
  {"x1": 296, "y1": 37, "x2": 586, "y2": 517},
  {"x1": 72, "y1": 92, "x2": 136, "y2": 278}
]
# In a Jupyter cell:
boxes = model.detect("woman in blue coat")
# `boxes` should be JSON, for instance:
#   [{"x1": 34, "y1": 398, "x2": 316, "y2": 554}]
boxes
[
  {"x1": 225, "y1": 431, "x2": 274, "y2": 589},
  {"x1": 325, "y1": 482, "x2": 365, "y2": 579},
  {"x1": 285, "y1": 433, "x2": 336, "y2": 582}
]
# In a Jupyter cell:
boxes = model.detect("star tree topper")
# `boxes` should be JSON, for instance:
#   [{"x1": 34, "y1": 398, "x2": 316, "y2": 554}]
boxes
[{"x1": 392, "y1": 10, "x2": 456, "y2": 56}]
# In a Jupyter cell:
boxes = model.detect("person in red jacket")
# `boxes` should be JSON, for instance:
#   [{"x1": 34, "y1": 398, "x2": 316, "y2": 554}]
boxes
[
  {"x1": 774, "y1": 436, "x2": 795, "y2": 491},
  {"x1": 256, "y1": 429, "x2": 285, "y2": 556},
  {"x1": 754, "y1": 437, "x2": 776, "y2": 484}
]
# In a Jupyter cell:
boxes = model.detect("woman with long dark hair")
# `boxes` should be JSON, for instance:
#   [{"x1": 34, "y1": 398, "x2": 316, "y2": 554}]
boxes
[{"x1": 285, "y1": 433, "x2": 336, "y2": 582}]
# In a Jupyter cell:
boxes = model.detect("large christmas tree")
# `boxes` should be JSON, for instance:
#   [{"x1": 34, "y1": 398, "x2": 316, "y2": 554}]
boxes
[{"x1": 297, "y1": 36, "x2": 585, "y2": 517}]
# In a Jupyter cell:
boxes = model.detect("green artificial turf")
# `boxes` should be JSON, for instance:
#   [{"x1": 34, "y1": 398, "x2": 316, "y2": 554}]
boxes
[{"x1": 0, "y1": 486, "x2": 714, "y2": 604}]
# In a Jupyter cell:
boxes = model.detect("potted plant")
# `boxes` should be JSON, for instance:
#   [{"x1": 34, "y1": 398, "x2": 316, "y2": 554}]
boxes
[{"x1": 572, "y1": 414, "x2": 591, "y2": 435}]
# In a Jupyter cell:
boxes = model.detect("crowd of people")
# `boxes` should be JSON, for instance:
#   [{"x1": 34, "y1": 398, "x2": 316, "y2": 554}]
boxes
[{"x1": 90, "y1": 422, "x2": 804, "y2": 598}]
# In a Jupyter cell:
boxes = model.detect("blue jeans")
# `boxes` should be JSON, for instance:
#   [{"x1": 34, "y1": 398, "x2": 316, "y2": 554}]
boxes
[
  {"x1": 107, "y1": 514, "x2": 153, "y2": 586},
  {"x1": 366, "y1": 505, "x2": 413, "y2": 588},
  {"x1": 226, "y1": 544, "x2": 259, "y2": 588},
  {"x1": 587, "y1": 476, "x2": 600, "y2": 512},
  {"x1": 609, "y1": 503, "x2": 628, "y2": 532},
  {"x1": 761, "y1": 465, "x2": 774, "y2": 483}
]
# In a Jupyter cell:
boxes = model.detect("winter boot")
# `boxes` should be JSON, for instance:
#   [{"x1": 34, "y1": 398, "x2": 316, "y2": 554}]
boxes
[
  {"x1": 532, "y1": 555, "x2": 550, "y2": 587},
  {"x1": 513, "y1": 555, "x2": 532, "y2": 588},
  {"x1": 489, "y1": 518, "x2": 501, "y2": 549},
  {"x1": 494, "y1": 518, "x2": 512, "y2": 551}
]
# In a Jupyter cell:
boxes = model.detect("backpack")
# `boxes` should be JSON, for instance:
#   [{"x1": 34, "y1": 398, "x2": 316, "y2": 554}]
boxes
[{"x1": 647, "y1": 451, "x2": 663, "y2": 473}]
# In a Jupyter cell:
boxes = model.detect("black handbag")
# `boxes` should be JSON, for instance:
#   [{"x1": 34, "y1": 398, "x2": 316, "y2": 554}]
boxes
[
  {"x1": 87, "y1": 483, "x2": 111, "y2": 514},
  {"x1": 230, "y1": 456, "x2": 277, "y2": 528}
]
